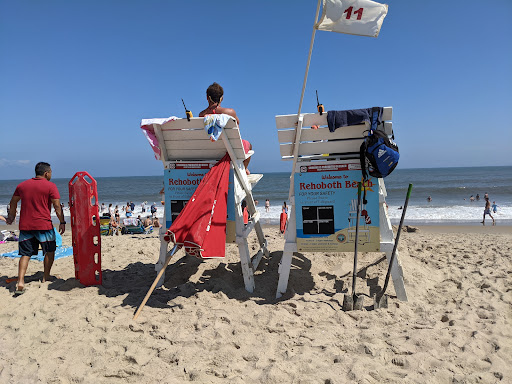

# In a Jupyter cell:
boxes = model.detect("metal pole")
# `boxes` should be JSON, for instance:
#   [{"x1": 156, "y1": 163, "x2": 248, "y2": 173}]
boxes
[
  {"x1": 289, "y1": 0, "x2": 322, "y2": 201},
  {"x1": 297, "y1": 0, "x2": 322, "y2": 117}
]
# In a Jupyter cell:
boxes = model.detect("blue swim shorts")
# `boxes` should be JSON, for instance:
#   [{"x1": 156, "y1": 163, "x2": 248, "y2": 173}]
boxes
[{"x1": 18, "y1": 229, "x2": 57, "y2": 256}]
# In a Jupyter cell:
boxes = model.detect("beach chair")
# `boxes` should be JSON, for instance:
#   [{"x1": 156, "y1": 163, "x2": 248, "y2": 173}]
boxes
[
  {"x1": 275, "y1": 107, "x2": 408, "y2": 300},
  {"x1": 121, "y1": 218, "x2": 151, "y2": 235},
  {"x1": 99, "y1": 216, "x2": 111, "y2": 236},
  {"x1": 140, "y1": 116, "x2": 268, "y2": 293}
]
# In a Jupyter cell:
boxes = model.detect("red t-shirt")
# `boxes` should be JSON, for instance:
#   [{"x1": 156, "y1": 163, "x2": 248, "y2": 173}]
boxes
[{"x1": 14, "y1": 178, "x2": 60, "y2": 231}]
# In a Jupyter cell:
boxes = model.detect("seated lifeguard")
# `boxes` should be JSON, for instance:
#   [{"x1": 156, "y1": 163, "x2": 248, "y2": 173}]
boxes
[{"x1": 199, "y1": 82, "x2": 252, "y2": 174}]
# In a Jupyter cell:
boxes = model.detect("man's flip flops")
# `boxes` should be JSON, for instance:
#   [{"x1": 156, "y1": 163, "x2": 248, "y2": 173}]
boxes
[{"x1": 13, "y1": 284, "x2": 26, "y2": 297}]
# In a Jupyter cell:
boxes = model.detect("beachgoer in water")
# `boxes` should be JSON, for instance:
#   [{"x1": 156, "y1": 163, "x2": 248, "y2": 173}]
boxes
[
  {"x1": 427, "y1": 196, "x2": 432, "y2": 202},
  {"x1": 481, "y1": 198, "x2": 495, "y2": 226},
  {"x1": 199, "y1": 82, "x2": 252, "y2": 174},
  {"x1": 265, "y1": 199, "x2": 270, "y2": 212},
  {"x1": 469, "y1": 195, "x2": 475, "y2": 202},
  {"x1": 484, "y1": 192, "x2": 489, "y2": 200},
  {"x1": 476, "y1": 194, "x2": 480, "y2": 201},
  {"x1": 282, "y1": 201, "x2": 288, "y2": 214},
  {"x1": 254, "y1": 200, "x2": 259, "y2": 206},
  {"x1": 126, "y1": 202, "x2": 132, "y2": 217},
  {"x1": 492, "y1": 201, "x2": 498, "y2": 214}
]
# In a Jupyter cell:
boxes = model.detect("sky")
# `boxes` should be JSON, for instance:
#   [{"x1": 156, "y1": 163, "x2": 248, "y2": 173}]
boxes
[{"x1": 1, "y1": 0, "x2": 511, "y2": 181}]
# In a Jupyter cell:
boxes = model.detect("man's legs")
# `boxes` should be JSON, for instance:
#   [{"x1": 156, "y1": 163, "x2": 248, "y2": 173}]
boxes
[
  {"x1": 17, "y1": 255, "x2": 31, "y2": 291},
  {"x1": 43, "y1": 251, "x2": 56, "y2": 282}
]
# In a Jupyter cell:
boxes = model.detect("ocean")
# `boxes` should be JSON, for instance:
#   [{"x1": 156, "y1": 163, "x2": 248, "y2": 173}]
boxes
[{"x1": 1, "y1": 166, "x2": 511, "y2": 226}]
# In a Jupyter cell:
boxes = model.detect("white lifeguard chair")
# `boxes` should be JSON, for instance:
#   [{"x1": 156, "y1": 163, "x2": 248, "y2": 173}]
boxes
[
  {"x1": 274, "y1": 107, "x2": 408, "y2": 300},
  {"x1": 140, "y1": 116, "x2": 268, "y2": 293}
]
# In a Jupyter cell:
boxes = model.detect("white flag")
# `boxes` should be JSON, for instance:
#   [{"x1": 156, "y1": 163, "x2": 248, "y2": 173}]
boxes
[{"x1": 315, "y1": 0, "x2": 388, "y2": 38}]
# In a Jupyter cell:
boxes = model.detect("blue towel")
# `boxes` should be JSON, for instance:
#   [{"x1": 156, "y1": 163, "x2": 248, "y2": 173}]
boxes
[
  {"x1": 327, "y1": 107, "x2": 382, "y2": 132},
  {"x1": 1, "y1": 246, "x2": 74, "y2": 261}
]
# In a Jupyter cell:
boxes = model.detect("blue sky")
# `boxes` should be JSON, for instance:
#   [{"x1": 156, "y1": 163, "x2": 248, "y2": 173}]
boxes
[{"x1": 1, "y1": 0, "x2": 511, "y2": 180}]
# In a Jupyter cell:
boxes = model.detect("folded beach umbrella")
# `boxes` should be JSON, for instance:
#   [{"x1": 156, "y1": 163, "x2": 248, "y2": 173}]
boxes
[{"x1": 165, "y1": 153, "x2": 230, "y2": 258}]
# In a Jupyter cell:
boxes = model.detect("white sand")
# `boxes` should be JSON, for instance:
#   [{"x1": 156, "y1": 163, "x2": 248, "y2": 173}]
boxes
[{"x1": 0, "y1": 226, "x2": 511, "y2": 383}]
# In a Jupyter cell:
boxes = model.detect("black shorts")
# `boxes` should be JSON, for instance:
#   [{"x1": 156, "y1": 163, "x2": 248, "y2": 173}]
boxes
[{"x1": 18, "y1": 230, "x2": 57, "y2": 256}]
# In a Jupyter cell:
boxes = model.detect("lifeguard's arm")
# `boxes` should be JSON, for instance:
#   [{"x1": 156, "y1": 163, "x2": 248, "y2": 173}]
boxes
[
  {"x1": 6, "y1": 195, "x2": 20, "y2": 225},
  {"x1": 52, "y1": 198, "x2": 66, "y2": 234}
]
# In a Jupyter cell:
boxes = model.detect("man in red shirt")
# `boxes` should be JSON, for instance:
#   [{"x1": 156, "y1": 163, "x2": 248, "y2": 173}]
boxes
[{"x1": 6, "y1": 162, "x2": 66, "y2": 295}]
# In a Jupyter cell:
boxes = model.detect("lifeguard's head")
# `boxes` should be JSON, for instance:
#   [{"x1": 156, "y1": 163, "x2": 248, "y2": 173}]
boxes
[{"x1": 207, "y1": 82, "x2": 224, "y2": 104}]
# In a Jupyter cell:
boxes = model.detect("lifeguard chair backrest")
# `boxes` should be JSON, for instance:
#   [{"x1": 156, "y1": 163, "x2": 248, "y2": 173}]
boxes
[
  {"x1": 275, "y1": 107, "x2": 393, "y2": 161},
  {"x1": 154, "y1": 117, "x2": 247, "y2": 162}
]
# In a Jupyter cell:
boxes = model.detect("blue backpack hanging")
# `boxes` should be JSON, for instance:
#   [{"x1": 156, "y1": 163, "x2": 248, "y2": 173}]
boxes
[{"x1": 360, "y1": 107, "x2": 399, "y2": 180}]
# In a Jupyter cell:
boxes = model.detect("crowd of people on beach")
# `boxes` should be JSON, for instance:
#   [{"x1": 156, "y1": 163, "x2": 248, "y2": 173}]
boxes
[{"x1": 98, "y1": 201, "x2": 161, "y2": 234}]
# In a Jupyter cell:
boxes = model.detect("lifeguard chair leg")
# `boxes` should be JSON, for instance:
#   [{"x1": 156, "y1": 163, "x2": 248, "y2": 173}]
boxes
[
  {"x1": 379, "y1": 198, "x2": 408, "y2": 301},
  {"x1": 276, "y1": 206, "x2": 298, "y2": 298},
  {"x1": 156, "y1": 226, "x2": 169, "y2": 287}
]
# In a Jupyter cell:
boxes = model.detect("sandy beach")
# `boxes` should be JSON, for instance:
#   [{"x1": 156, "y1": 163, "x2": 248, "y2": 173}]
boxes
[{"x1": 0, "y1": 225, "x2": 510, "y2": 383}]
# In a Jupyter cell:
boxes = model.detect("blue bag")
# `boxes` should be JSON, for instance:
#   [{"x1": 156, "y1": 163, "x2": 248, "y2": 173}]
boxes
[{"x1": 360, "y1": 107, "x2": 399, "y2": 179}]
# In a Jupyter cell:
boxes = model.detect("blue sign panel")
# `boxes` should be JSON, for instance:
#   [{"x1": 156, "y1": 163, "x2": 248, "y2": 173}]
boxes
[
  {"x1": 294, "y1": 162, "x2": 380, "y2": 252},
  {"x1": 163, "y1": 163, "x2": 235, "y2": 238}
]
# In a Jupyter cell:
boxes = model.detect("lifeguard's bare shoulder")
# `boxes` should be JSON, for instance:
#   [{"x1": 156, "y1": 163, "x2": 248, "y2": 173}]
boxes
[{"x1": 218, "y1": 107, "x2": 239, "y2": 124}]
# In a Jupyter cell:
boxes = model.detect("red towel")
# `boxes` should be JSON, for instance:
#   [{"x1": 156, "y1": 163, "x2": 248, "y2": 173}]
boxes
[{"x1": 165, "y1": 153, "x2": 230, "y2": 258}]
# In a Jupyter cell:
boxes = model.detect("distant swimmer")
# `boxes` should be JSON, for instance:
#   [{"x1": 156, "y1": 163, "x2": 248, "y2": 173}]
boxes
[
  {"x1": 427, "y1": 196, "x2": 432, "y2": 202},
  {"x1": 265, "y1": 199, "x2": 270, "y2": 212},
  {"x1": 476, "y1": 194, "x2": 480, "y2": 201},
  {"x1": 469, "y1": 195, "x2": 475, "y2": 202},
  {"x1": 492, "y1": 201, "x2": 498, "y2": 213}
]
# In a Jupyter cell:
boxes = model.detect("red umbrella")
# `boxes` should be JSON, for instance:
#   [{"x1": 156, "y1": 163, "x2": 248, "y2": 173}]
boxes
[{"x1": 164, "y1": 153, "x2": 230, "y2": 258}]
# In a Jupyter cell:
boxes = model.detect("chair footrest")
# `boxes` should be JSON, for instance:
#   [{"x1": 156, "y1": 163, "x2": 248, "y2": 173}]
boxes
[{"x1": 247, "y1": 173, "x2": 263, "y2": 186}]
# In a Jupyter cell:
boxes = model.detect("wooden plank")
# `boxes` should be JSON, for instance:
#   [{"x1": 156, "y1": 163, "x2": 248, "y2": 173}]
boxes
[
  {"x1": 275, "y1": 107, "x2": 393, "y2": 129},
  {"x1": 160, "y1": 117, "x2": 238, "y2": 130},
  {"x1": 279, "y1": 139, "x2": 363, "y2": 158},
  {"x1": 278, "y1": 125, "x2": 365, "y2": 143},
  {"x1": 161, "y1": 127, "x2": 243, "y2": 141},
  {"x1": 165, "y1": 148, "x2": 246, "y2": 161},
  {"x1": 277, "y1": 122, "x2": 392, "y2": 144},
  {"x1": 165, "y1": 139, "x2": 243, "y2": 151}
]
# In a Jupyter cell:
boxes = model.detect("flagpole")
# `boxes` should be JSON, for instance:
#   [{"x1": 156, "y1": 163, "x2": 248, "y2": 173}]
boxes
[
  {"x1": 297, "y1": 0, "x2": 322, "y2": 117},
  {"x1": 288, "y1": 0, "x2": 322, "y2": 202}
]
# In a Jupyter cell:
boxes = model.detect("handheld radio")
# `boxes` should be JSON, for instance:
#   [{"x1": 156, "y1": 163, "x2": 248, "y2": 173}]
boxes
[
  {"x1": 316, "y1": 90, "x2": 324, "y2": 115},
  {"x1": 181, "y1": 98, "x2": 193, "y2": 121}
]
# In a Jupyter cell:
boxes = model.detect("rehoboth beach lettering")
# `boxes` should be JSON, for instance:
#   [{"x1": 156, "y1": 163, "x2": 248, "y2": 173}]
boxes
[
  {"x1": 299, "y1": 180, "x2": 374, "y2": 190},
  {"x1": 168, "y1": 178, "x2": 202, "y2": 186}
]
